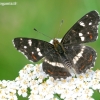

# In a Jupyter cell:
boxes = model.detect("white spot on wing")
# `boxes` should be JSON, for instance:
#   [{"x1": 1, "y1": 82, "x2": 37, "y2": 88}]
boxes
[
  {"x1": 79, "y1": 21, "x2": 85, "y2": 27},
  {"x1": 28, "y1": 40, "x2": 32, "y2": 46},
  {"x1": 86, "y1": 14, "x2": 88, "y2": 17},
  {"x1": 36, "y1": 48, "x2": 42, "y2": 56},
  {"x1": 44, "y1": 59, "x2": 64, "y2": 68},
  {"x1": 38, "y1": 52, "x2": 42, "y2": 56},
  {"x1": 93, "y1": 62, "x2": 95, "y2": 66},
  {"x1": 87, "y1": 32, "x2": 89, "y2": 34},
  {"x1": 73, "y1": 46, "x2": 85, "y2": 64},
  {"x1": 89, "y1": 22, "x2": 92, "y2": 25},
  {"x1": 79, "y1": 33, "x2": 83, "y2": 36},
  {"x1": 96, "y1": 36, "x2": 98, "y2": 40},
  {"x1": 37, "y1": 48, "x2": 40, "y2": 52},
  {"x1": 24, "y1": 46, "x2": 27, "y2": 49},
  {"x1": 80, "y1": 37, "x2": 85, "y2": 41},
  {"x1": 12, "y1": 40, "x2": 15, "y2": 47},
  {"x1": 24, "y1": 54, "x2": 28, "y2": 59},
  {"x1": 20, "y1": 38, "x2": 23, "y2": 40},
  {"x1": 32, "y1": 52, "x2": 34, "y2": 54}
]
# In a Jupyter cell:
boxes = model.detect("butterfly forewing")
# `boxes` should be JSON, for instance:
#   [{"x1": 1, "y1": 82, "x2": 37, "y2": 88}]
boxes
[
  {"x1": 61, "y1": 11, "x2": 100, "y2": 45},
  {"x1": 13, "y1": 38, "x2": 54, "y2": 62}
]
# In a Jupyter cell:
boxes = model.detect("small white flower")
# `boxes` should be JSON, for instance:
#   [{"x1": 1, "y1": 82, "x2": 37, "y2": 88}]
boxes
[
  {"x1": 18, "y1": 87, "x2": 27, "y2": 97},
  {"x1": 0, "y1": 64, "x2": 100, "y2": 100}
]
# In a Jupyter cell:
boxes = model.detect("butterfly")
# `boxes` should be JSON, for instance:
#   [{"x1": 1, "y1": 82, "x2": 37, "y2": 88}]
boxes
[{"x1": 13, "y1": 10, "x2": 100, "y2": 79}]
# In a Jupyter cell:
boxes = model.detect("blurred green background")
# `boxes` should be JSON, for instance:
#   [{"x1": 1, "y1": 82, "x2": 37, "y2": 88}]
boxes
[{"x1": 0, "y1": 0, "x2": 100, "y2": 100}]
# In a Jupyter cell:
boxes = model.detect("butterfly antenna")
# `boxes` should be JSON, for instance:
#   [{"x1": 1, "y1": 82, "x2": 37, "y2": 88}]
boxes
[
  {"x1": 34, "y1": 28, "x2": 52, "y2": 39},
  {"x1": 55, "y1": 20, "x2": 63, "y2": 38}
]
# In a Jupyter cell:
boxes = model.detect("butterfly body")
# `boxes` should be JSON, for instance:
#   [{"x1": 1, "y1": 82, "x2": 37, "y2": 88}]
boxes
[{"x1": 13, "y1": 11, "x2": 100, "y2": 79}]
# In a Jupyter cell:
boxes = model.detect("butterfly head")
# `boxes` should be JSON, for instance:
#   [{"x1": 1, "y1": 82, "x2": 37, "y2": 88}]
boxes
[
  {"x1": 53, "y1": 39, "x2": 64, "y2": 54},
  {"x1": 53, "y1": 39, "x2": 60, "y2": 46}
]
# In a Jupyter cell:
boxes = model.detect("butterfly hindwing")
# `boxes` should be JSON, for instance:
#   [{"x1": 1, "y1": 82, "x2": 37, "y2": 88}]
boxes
[
  {"x1": 61, "y1": 11, "x2": 100, "y2": 45},
  {"x1": 13, "y1": 38, "x2": 54, "y2": 62},
  {"x1": 43, "y1": 54, "x2": 71, "y2": 79},
  {"x1": 63, "y1": 45, "x2": 97, "y2": 74}
]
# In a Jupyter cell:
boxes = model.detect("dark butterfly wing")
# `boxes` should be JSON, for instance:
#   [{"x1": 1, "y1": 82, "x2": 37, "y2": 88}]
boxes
[
  {"x1": 64, "y1": 45, "x2": 97, "y2": 74},
  {"x1": 13, "y1": 38, "x2": 54, "y2": 62},
  {"x1": 61, "y1": 11, "x2": 100, "y2": 45},
  {"x1": 43, "y1": 52, "x2": 71, "y2": 79}
]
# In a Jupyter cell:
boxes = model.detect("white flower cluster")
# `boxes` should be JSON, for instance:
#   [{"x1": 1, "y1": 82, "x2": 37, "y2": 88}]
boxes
[{"x1": 0, "y1": 64, "x2": 100, "y2": 100}]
